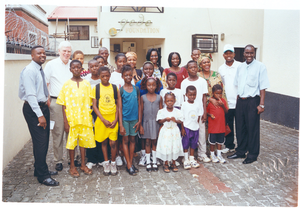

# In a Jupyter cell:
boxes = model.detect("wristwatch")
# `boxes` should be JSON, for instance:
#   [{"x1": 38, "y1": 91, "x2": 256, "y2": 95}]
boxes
[{"x1": 259, "y1": 105, "x2": 265, "y2": 108}]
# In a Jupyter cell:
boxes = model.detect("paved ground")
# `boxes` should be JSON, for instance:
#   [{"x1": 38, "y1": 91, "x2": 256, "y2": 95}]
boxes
[{"x1": 2, "y1": 120, "x2": 299, "y2": 206}]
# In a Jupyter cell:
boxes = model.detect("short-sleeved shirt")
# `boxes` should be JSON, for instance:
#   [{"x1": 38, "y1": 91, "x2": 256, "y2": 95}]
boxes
[
  {"x1": 161, "y1": 67, "x2": 189, "y2": 89},
  {"x1": 218, "y1": 60, "x2": 241, "y2": 109},
  {"x1": 93, "y1": 83, "x2": 117, "y2": 115},
  {"x1": 207, "y1": 98, "x2": 228, "y2": 134},
  {"x1": 109, "y1": 71, "x2": 135, "y2": 89},
  {"x1": 121, "y1": 85, "x2": 139, "y2": 121},
  {"x1": 160, "y1": 88, "x2": 183, "y2": 108},
  {"x1": 180, "y1": 77, "x2": 208, "y2": 116},
  {"x1": 56, "y1": 79, "x2": 94, "y2": 127},
  {"x1": 234, "y1": 59, "x2": 270, "y2": 98},
  {"x1": 44, "y1": 57, "x2": 72, "y2": 97},
  {"x1": 84, "y1": 73, "x2": 101, "y2": 88},
  {"x1": 181, "y1": 101, "x2": 201, "y2": 131}
]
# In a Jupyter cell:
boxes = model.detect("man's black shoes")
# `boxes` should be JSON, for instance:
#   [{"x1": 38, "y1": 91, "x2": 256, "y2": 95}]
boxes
[
  {"x1": 242, "y1": 158, "x2": 257, "y2": 164},
  {"x1": 55, "y1": 163, "x2": 63, "y2": 171},
  {"x1": 227, "y1": 153, "x2": 246, "y2": 159},
  {"x1": 40, "y1": 177, "x2": 59, "y2": 186}
]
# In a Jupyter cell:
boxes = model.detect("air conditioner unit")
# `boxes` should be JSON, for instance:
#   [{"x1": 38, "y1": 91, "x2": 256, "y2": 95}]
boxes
[
  {"x1": 192, "y1": 34, "x2": 218, "y2": 53},
  {"x1": 123, "y1": 42, "x2": 136, "y2": 52}
]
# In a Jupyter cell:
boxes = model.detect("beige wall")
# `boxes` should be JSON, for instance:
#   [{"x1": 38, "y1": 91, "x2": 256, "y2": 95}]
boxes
[
  {"x1": 262, "y1": 10, "x2": 299, "y2": 98},
  {"x1": 3, "y1": 54, "x2": 54, "y2": 169}
]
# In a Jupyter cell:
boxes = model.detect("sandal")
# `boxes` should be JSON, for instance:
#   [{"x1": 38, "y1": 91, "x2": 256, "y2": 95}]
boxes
[
  {"x1": 170, "y1": 164, "x2": 178, "y2": 172},
  {"x1": 80, "y1": 166, "x2": 92, "y2": 175},
  {"x1": 163, "y1": 164, "x2": 170, "y2": 173},
  {"x1": 69, "y1": 168, "x2": 80, "y2": 178}
]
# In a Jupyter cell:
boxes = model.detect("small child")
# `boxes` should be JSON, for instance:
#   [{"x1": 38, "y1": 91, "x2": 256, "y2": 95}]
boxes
[
  {"x1": 72, "y1": 50, "x2": 89, "y2": 78},
  {"x1": 93, "y1": 66, "x2": 120, "y2": 175},
  {"x1": 156, "y1": 92, "x2": 184, "y2": 173},
  {"x1": 118, "y1": 65, "x2": 141, "y2": 175},
  {"x1": 56, "y1": 60, "x2": 96, "y2": 177},
  {"x1": 140, "y1": 76, "x2": 163, "y2": 172},
  {"x1": 207, "y1": 84, "x2": 228, "y2": 164},
  {"x1": 160, "y1": 72, "x2": 183, "y2": 109},
  {"x1": 181, "y1": 85, "x2": 201, "y2": 169},
  {"x1": 84, "y1": 59, "x2": 100, "y2": 88}
]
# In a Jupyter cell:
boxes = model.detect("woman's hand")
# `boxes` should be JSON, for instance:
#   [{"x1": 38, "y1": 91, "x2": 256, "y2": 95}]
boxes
[
  {"x1": 139, "y1": 125, "x2": 144, "y2": 135},
  {"x1": 209, "y1": 97, "x2": 220, "y2": 108},
  {"x1": 133, "y1": 121, "x2": 141, "y2": 133},
  {"x1": 119, "y1": 125, "x2": 126, "y2": 136}
]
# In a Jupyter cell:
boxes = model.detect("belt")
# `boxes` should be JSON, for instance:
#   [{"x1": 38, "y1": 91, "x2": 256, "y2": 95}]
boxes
[
  {"x1": 50, "y1": 96, "x2": 57, "y2": 99},
  {"x1": 238, "y1": 95, "x2": 259, "y2": 100},
  {"x1": 24, "y1": 101, "x2": 47, "y2": 106}
]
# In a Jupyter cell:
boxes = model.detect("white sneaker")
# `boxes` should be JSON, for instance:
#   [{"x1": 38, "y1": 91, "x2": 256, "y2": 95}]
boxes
[
  {"x1": 110, "y1": 162, "x2": 118, "y2": 176},
  {"x1": 86, "y1": 162, "x2": 96, "y2": 170},
  {"x1": 103, "y1": 161, "x2": 111, "y2": 176},
  {"x1": 217, "y1": 155, "x2": 227, "y2": 164},
  {"x1": 210, "y1": 155, "x2": 219, "y2": 163},
  {"x1": 157, "y1": 159, "x2": 161, "y2": 166},
  {"x1": 98, "y1": 162, "x2": 104, "y2": 166},
  {"x1": 175, "y1": 161, "x2": 180, "y2": 166},
  {"x1": 199, "y1": 155, "x2": 211, "y2": 163},
  {"x1": 138, "y1": 155, "x2": 146, "y2": 166},
  {"x1": 221, "y1": 148, "x2": 230, "y2": 154},
  {"x1": 116, "y1": 156, "x2": 123, "y2": 166},
  {"x1": 190, "y1": 159, "x2": 200, "y2": 168},
  {"x1": 183, "y1": 160, "x2": 191, "y2": 169}
]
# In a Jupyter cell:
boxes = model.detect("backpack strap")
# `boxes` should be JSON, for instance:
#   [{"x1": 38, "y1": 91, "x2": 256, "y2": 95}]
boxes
[
  {"x1": 112, "y1": 84, "x2": 118, "y2": 104},
  {"x1": 135, "y1": 86, "x2": 140, "y2": 98},
  {"x1": 119, "y1": 86, "x2": 124, "y2": 97},
  {"x1": 92, "y1": 83, "x2": 100, "y2": 122}
]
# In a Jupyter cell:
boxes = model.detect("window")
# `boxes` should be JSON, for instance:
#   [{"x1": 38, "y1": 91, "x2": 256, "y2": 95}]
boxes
[
  {"x1": 110, "y1": 6, "x2": 164, "y2": 13},
  {"x1": 28, "y1": 32, "x2": 37, "y2": 46},
  {"x1": 41, "y1": 36, "x2": 47, "y2": 48},
  {"x1": 192, "y1": 34, "x2": 218, "y2": 53},
  {"x1": 69, "y1": 26, "x2": 89, "y2": 40},
  {"x1": 91, "y1": 36, "x2": 99, "y2": 48}
]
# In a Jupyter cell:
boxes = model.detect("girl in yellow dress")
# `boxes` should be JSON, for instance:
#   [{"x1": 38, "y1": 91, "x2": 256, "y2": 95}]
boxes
[{"x1": 57, "y1": 60, "x2": 96, "y2": 178}]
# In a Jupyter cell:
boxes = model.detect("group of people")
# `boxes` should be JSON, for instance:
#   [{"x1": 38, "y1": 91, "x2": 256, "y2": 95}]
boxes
[{"x1": 19, "y1": 41, "x2": 269, "y2": 186}]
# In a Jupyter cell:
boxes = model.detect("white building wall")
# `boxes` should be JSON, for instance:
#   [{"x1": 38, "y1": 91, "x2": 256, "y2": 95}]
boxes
[
  {"x1": 98, "y1": 7, "x2": 264, "y2": 70},
  {"x1": 262, "y1": 10, "x2": 300, "y2": 98}
]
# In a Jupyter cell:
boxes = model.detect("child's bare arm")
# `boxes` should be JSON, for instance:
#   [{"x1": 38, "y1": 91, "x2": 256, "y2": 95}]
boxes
[
  {"x1": 159, "y1": 96, "x2": 163, "y2": 109},
  {"x1": 133, "y1": 95, "x2": 141, "y2": 133},
  {"x1": 139, "y1": 96, "x2": 144, "y2": 135},
  {"x1": 62, "y1": 105, "x2": 69, "y2": 133},
  {"x1": 201, "y1": 94, "x2": 207, "y2": 123},
  {"x1": 207, "y1": 113, "x2": 215, "y2": 119},
  {"x1": 219, "y1": 99, "x2": 228, "y2": 114},
  {"x1": 117, "y1": 90, "x2": 126, "y2": 135},
  {"x1": 92, "y1": 99, "x2": 111, "y2": 127},
  {"x1": 110, "y1": 91, "x2": 120, "y2": 129},
  {"x1": 181, "y1": 124, "x2": 186, "y2": 136}
]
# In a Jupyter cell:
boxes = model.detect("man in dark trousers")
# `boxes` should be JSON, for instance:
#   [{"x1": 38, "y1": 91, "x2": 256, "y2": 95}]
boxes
[
  {"x1": 19, "y1": 45, "x2": 59, "y2": 186},
  {"x1": 227, "y1": 44, "x2": 270, "y2": 164}
]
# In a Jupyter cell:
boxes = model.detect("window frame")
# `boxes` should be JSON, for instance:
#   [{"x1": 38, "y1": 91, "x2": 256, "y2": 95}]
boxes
[{"x1": 68, "y1": 25, "x2": 90, "y2": 41}]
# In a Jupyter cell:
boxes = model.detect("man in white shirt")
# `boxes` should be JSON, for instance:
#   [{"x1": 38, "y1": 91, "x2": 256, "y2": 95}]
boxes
[
  {"x1": 227, "y1": 44, "x2": 270, "y2": 164},
  {"x1": 218, "y1": 44, "x2": 241, "y2": 153},
  {"x1": 44, "y1": 41, "x2": 78, "y2": 171}
]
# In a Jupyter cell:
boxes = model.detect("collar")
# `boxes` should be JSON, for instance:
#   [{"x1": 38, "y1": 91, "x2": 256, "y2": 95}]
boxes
[
  {"x1": 30, "y1": 60, "x2": 42, "y2": 71},
  {"x1": 58, "y1": 57, "x2": 71, "y2": 65},
  {"x1": 246, "y1": 58, "x2": 256, "y2": 66}
]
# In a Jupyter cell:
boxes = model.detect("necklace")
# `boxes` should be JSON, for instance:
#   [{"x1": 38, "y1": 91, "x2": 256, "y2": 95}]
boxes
[{"x1": 202, "y1": 70, "x2": 212, "y2": 87}]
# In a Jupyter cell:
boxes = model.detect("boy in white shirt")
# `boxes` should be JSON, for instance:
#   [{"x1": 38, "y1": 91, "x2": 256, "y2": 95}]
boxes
[
  {"x1": 181, "y1": 60, "x2": 210, "y2": 163},
  {"x1": 218, "y1": 44, "x2": 241, "y2": 153},
  {"x1": 181, "y1": 85, "x2": 201, "y2": 169}
]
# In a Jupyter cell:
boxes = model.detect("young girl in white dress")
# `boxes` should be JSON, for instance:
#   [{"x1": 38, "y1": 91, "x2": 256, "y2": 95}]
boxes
[{"x1": 156, "y1": 92, "x2": 184, "y2": 173}]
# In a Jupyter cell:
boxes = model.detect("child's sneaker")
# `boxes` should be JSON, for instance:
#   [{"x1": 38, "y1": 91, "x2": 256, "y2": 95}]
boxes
[
  {"x1": 111, "y1": 162, "x2": 118, "y2": 176},
  {"x1": 183, "y1": 160, "x2": 191, "y2": 170},
  {"x1": 86, "y1": 162, "x2": 96, "y2": 170},
  {"x1": 199, "y1": 155, "x2": 211, "y2": 163},
  {"x1": 116, "y1": 156, "x2": 123, "y2": 166},
  {"x1": 139, "y1": 155, "x2": 146, "y2": 166},
  {"x1": 103, "y1": 161, "x2": 111, "y2": 176},
  {"x1": 210, "y1": 155, "x2": 219, "y2": 163},
  {"x1": 217, "y1": 155, "x2": 227, "y2": 164},
  {"x1": 190, "y1": 159, "x2": 200, "y2": 168}
]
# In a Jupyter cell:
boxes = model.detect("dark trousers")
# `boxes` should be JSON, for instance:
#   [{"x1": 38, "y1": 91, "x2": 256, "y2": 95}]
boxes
[
  {"x1": 86, "y1": 140, "x2": 105, "y2": 163},
  {"x1": 224, "y1": 109, "x2": 236, "y2": 150},
  {"x1": 235, "y1": 96, "x2": 260, "y2": 159},
  {"x1": 23, "y1": 103, "x2": 50, "y2": 182}
]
